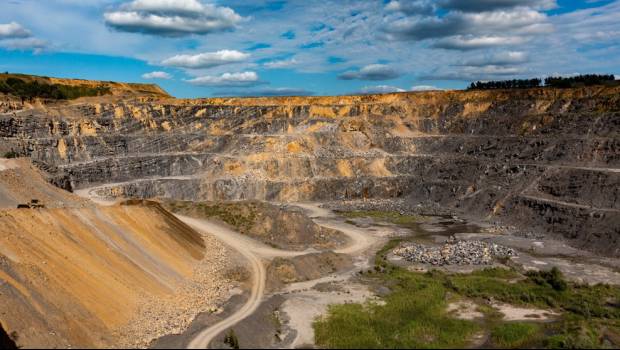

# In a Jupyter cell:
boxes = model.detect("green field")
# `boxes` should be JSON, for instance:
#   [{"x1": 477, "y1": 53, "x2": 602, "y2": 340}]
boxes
[{"x1": 313, "y1": 238, "x2": 620, "y2": 349}]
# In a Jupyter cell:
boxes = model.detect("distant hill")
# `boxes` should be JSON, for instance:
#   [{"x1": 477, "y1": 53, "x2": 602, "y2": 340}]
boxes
[{"x1": 0, "y1": 73, "x2": 170, "y2": 100}]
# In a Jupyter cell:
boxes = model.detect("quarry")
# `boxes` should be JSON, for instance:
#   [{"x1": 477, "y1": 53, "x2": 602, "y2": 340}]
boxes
[{"x1": 0, "y1": 76, "x2": 619, "y2": 349}]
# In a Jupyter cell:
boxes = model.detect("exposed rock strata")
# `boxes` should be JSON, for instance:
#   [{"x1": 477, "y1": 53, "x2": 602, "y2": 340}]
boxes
[{"x1": 1, "y1": 86, "x2": 618, "y2": 255}]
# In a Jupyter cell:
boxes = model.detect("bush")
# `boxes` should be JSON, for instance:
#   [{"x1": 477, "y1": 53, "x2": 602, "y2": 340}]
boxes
[
  {"x1": 527, "y1": 267, "x2": 567, "y2": 292},
  {"x1": 2, "y1": 151, "x2": 18, "y2": 159}
]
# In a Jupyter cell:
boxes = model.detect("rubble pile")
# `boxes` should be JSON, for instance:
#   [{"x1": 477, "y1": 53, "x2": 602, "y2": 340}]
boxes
[{"x1": 394, "y1": 237, "x2": 517, "y2": 266}]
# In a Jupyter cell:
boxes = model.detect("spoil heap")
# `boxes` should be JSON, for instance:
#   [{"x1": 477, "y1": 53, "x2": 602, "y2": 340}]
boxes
[{"x1": 394, "y1": 237, "x2": 517, "y2": 266}]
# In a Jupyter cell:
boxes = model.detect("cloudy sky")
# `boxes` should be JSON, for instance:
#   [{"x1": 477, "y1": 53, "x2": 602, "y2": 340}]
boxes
[{"x1": 0, "y1": 0, "x2": 618, "y2": 97}]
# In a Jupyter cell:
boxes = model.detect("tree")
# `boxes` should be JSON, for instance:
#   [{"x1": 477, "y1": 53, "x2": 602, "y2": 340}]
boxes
[
  {"x1": 544, "y1": 74, "x2": 615, "y2": 88},
  {"x1": 467, "y1": 78, "x2": 541, "y2": 90}
]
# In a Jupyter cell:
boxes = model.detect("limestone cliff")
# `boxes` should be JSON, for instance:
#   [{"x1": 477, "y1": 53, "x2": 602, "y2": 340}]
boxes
[{"x1": 1, "y1": 82, "x2": 618, "y2": 255}]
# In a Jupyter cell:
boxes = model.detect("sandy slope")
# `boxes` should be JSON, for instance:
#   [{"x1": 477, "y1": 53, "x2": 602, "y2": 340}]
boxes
[{"x1": 0, "y1": 160, "x2": 232, "y2": 348}]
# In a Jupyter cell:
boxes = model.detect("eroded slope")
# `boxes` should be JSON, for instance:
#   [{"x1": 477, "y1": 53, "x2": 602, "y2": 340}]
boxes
[{"x1": 0, "y1": 160, "x2": 233, "y2": 348}]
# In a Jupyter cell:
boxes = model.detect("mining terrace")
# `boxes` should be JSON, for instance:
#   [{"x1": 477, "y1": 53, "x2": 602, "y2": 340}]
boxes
[{"x1": 0, "y1": 77, "x2": 618, "y2": 348}]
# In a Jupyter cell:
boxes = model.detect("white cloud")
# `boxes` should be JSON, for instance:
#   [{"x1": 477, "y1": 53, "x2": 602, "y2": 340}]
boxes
[
  {"x1": 0, "y1": 38, "x2": 47, "y2": 51},
  {"x1": 359, "y1": 85, "x2": 406, "y2": 94},
  {"x1": 438, "y1": 0, "x2": 557, "y2": 12},
  {"x1": 339, "y1": 64, "x2": 401, "y2": 81},
  {"x1": 410, "y1": 85, "x2": 442, "y2": 91},
  {"x1": 459, "y1": 51, "x2": 529, "y2": 66},
  {"x1": 385, "y1": 1, "x2": 434, "y2": 15},
  {"x1": 423, "y1": 65, "x2": 527, "y2": 81},
  {"x1": 0, "y1": 22, "x2": 46, "y2": 52},
  {"x1": 142, "y1": 71, "x2": 172, "y2": 79},
  {"x1": 104, "y1": 0, "x2": 245, "y2": 37},
  {"x1": 186, "y1": 71, "x2": 263, "y2": 87},
  {"x1": 383, "y1": 8, "x2": 551, "y2": 42},
  {"x1": 264, "y1": 58, "x2": 298, "y2": 69},
  {"x1": 433, "y1": 35, "x2": 528, "y2": 50},
  {"x1": 162, "y1": 50, "x2": 249, "y2": 69},
  {"x1": 0, "y1": 22, "x2": 31, "y2": 39}
]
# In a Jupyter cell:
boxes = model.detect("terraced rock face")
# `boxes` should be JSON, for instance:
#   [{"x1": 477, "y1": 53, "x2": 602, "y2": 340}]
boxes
[{"x1": 1, "y1": 86, "x2": 618, "y2": 255}]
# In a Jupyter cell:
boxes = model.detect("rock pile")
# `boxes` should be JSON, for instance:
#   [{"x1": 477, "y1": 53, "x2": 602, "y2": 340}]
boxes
[{"x1": 394, "y1": 237, "x2": 516, "y2": 266}]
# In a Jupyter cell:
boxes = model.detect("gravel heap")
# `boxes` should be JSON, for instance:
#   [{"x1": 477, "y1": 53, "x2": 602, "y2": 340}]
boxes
[{"x1": 394, "y1": 237, "x2": 517, "y2": 266}]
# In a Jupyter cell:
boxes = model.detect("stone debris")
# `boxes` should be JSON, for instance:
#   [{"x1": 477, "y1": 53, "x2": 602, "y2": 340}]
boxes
[
  {"x1": 114, "y1": 235, "x2": 238, "y2": 349},
  {"x1": 394, "y1": 236, "x2": 517, "y2": 266}
]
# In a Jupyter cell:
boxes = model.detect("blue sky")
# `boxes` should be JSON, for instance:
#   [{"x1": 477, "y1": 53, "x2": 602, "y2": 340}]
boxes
[{"x1": 0, "y1": 0, "x2": 618, "y2": 98}]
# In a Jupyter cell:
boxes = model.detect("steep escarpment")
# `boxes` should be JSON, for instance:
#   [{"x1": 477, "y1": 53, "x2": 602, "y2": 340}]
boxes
[{"x1": 1, "y1": 84, "x2": 618, "y2": 255}]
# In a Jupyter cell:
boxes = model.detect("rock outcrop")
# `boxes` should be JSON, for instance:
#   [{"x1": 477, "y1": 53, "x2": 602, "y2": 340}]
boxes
[{"x1": 1, "y1": 83, "x2": 618, "y2": 255}]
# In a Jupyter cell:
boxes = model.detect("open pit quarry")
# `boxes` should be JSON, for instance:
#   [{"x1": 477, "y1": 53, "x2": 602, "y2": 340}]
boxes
[
  {"x1": 1, "y1": 83, "x2": 618, "y2": 254},
  {"x1": 0, "y1": 77, "x2": 619, "y2": 348}
]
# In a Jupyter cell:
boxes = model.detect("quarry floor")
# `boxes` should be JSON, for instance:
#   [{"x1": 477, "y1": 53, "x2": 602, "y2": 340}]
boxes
[{"x1": 75, "y1": 188, "x2": 620, "y2": 349}]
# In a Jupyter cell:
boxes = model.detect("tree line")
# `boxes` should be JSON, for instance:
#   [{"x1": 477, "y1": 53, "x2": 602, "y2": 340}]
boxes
[
  {"x1": 468, "y1": 74, "x2": 616, "y2": 90},
  {"x1": 0, "y1": 77, "x2": 111, "y2": 101}
]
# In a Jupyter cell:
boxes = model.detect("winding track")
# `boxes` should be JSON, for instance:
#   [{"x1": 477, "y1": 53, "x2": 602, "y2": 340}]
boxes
[
  {"x1": 179, "y1": 203, "x2": 379, "y2": 349},
  {"x1": 74, "y1": 185, "x2": 378, "y2": 349}
]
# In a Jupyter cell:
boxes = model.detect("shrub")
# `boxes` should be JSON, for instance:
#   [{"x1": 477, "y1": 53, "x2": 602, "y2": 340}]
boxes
[
  {"x1": 526, "y1": 267, "x2": 567, "y2": 292},
  {"x1": 2, "y1": 151, "x2": 18, "y2": 159}
]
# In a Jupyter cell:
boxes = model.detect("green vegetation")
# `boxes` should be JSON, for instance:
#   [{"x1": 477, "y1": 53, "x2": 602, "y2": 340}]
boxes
[
  {"x1": 491, "y1": 322, "x2": 542, "y2": 348},
  {"x1": 2, "y1": 151, "x2": 18, "y2": 159},
  {"x1": 313, "y1": 239, "x2": 620, "y2": 349},
  {"x1": 545, "y1": 74, "x2": 616, "y2": 88},
  {"x1": 314, "y1": 269, "x2": 479, "y2": 348},
  {"x1": 164, "y1": 201, "x2": 257, "y2": 233},
  {"x1": 338, "y1": 210, "x2": 421, "y2": 226},
  {"x1": 467, "y1": 74, "x2": 617, "y2": 90},
  {"x1": 468, "y1": 78, "x2": 542, "y2": 90},
  {"x1": 0, "y1": 77, "x2": 110, "y2": 100}
]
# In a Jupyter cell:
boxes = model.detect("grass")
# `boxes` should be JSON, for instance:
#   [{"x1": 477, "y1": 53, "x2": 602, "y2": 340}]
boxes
[
  {"x1": 338, "y1": 210, "x2": 421, "y2": 226},
  {"x1": 314, "y1": 271, "x2": 480, "y2": 348},
  {"x1": 313, "y1": 238, "x2": 620, "y2": 349},
  {"x1": 164, "y1": 200, "x2": 257, "y2": 233},
  {"x1": 490, "y1": 322, "x2": 542, "y2": 348}
]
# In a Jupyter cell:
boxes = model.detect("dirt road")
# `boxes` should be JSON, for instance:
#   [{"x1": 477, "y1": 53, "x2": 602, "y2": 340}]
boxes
[
  {"x1": 73, "y1": 187, "x2": 381, "y2": 349},
  {"x1": 178, "y1": 203, "x2": 379, "y2": 349}
]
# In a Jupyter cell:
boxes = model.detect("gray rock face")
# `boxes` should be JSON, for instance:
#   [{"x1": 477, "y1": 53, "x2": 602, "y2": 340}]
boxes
[{"x1": 1, "y1": 87, "x2": 618, "y2": 255}]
